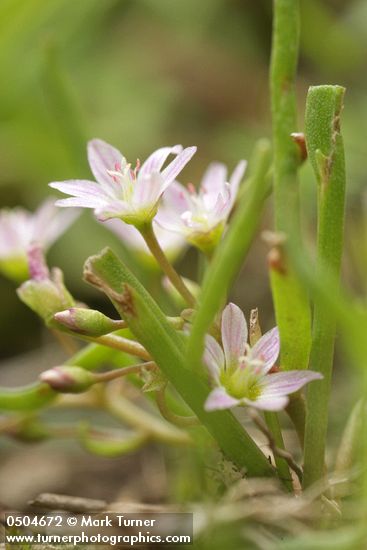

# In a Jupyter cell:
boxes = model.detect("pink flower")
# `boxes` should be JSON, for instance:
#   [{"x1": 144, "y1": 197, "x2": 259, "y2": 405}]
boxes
[
  {"x1": 0, "y1": 199, "x2": 78, "y2": 281},
  {"x1": 204, "y1": 303, "x2": 322, "y2": 412},
  {"x1": 49, "y1": 139, "x2": 196, "y2": 228},
  {"x1": 102, "y1": 218, "x2": 186, "y2": 264},
  {"x1": 156, "y1": 160, "x2": 246, "y2": 253}
]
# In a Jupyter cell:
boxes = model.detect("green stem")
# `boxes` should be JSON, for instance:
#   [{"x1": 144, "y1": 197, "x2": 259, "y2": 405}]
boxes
[
  {"x1": 79, "y1": 426, "x2": 149, "y2": 458},
  {"x1": 270, "y1": 0, "x2": 311, "y2": 370},
  {"x1": 333, "y1": 400, "x2": 364, "y2": 500},
  {"x1": 0, "y1": 383, "x2": 56, "y2": 411},
  {"x1": 94, "y1": 361, "x2": 155, "y2": 382},
  {"x1": 156, "y1": 386, "x2": 200, "y2": 428},
  {"x1": 264, "y1": 413, "x2": 292, "y2": 492},
  {"x1": 65, "y1": 342, "x2": 129, "y2": 370},
  {"x1": 303, "y1": 85, "x2": 347, "y2": 488},
  {"x1": 250, "y1": 310, "x2": 292, "y2": 490},
  {"x1": 84, "y1": 248, "x2": 275, "y2": 477},
  {"x1": 140, "y1": 223, "x2": 196, "y2": 307},
  {"x1": 269, "y1": 0, "x2": 311, "y2": 452},
  {"x1": 103, "y1": 380, "x2": 191, "y2": 446},
  {"x1": 186, "y1": 139, "x2": 272, "y2": 371},
  {"x1": 76, "y1": 333, "x2": 150, "y2": 360},
  {"x1": 0, "y1": 343, "x2": 131, "y2": 411}
]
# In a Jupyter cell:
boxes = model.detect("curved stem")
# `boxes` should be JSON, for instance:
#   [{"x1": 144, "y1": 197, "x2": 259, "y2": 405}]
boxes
[
  {"x1": 263, "y1": 411, "x2": 293, "y2": 491},
  {"x1": 80, "y1": 426, "x2": 149, "y2": 457},
  {"x1": 64, "y1": 342, "x2": 128, "y2": 371},
  {"x1": 103, "y1": 380, "x2": 191, "y2": 446},
  {"x1": 0, "y1": 383, "x2": 56, "y2": 411},
  {"x1": 251, "y1": 410, "x2": 302, "y2": 486},
  {"x1": 90, "y1": 335, "x2": 149, "y2": 359},
  {"x1": 156, "y1": 386, "x2": 200, "y2": 428},
  {"x1": 140, "y1": 223, "x2": 195, "y2": 307},
  {"x1": 66, "y1": 331, "x2": 150, "y2": 361},
  {"x1": 94, "y1": 361, "x2": 155, "y2": 383},
  {"x1": 50, "y1": 328, "x2": 79, "y2": 355}
]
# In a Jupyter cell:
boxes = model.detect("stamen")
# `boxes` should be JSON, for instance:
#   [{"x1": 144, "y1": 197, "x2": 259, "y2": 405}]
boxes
[
  {"x1": 187, "y1": 183, "x2": 196, "y2": 195},
  {"x1": 244, "y1": 343, "x2": 251, "y2": 356},
  {"x1": 107, "y1": 169, "x2": 121, "y2": 184},
  {"x1": 134, "y1": 158, "x2": 141, "y2": 177},
  {"x1": 181, "y1": 211, "x2": 193, "y2": 227}
]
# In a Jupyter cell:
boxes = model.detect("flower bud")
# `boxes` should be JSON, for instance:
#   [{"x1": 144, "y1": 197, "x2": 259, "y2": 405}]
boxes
[
  {"x1": 17, "y1": 244, "x2": 74, "y2": 324},
  {"x1": 39, "y1": 366, "x2": 97, "y2": 393},
  {"x1": 54, "y1": 308, "x2": 124, "y2": 337}
]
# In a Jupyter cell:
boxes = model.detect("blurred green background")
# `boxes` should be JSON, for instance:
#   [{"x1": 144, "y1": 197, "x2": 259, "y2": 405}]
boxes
[
  {"x1": 0, "y1": 0, "x2": 366, "y2": 361},
  {"x1": 0, "y1": 1, "x2": 367, "y2": 531}
]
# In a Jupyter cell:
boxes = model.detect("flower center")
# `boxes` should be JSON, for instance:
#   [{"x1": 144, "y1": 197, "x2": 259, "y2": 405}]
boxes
[
  {"x1": 106, "y1": 159, "x2": 140, "y2": 203},
  {"x1": 220, "y1": 355, "x2": 265, "y2": 402}
]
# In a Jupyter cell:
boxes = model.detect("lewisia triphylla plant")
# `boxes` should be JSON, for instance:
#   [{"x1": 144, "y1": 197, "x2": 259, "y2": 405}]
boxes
[
  {"x1": 1, "y1": 135, "x2": 327, "y2": 489},
  {"x1": 0, "y1": 0, "x2": 353, "y2": 514},
  {"x1": 49, "y1": 139, "x2": 196, "y2": 228},
  {"x1": 157, "y1": 160, "x2": 247, "y2": 253},
  {"x1": 204, "y1": 303, "x2": 322, "y2": 411}
]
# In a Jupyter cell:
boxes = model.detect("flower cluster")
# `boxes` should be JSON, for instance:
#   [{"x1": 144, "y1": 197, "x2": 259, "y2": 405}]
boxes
[
  {"x1": 204, "y1": 303, "x2": 322, "y2": 412},
  {"x1": 49, "y1": 139, "x2": 246, "y2": 255}
]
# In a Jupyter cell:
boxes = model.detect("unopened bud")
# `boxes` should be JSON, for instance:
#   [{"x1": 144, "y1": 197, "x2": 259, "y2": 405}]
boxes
[
  {"x1": 54, "y1": 308, "x2": 124, "y2": 337},
  {"x1": 17, "y1": 248, "x2": 74, "y2": 324},
  {"x1": 39, "y1": 366, "x2": 97, "y2": 393},
  {"x1": 28, "y1": 242, "x2": 49, "y2": 281}
]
